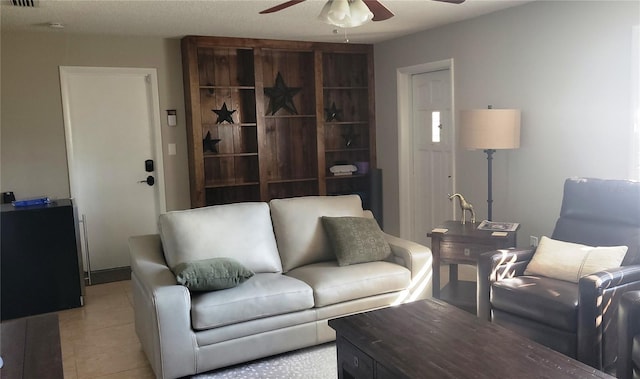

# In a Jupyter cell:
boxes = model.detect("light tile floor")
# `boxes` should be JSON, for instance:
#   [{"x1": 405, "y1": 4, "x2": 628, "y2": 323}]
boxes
[
  {"x1": 58, "y1": 280, "x2": 156, "y2": 378},
  {"x1": 56, "y1": 269, "x2": 461, "y2": 378}
]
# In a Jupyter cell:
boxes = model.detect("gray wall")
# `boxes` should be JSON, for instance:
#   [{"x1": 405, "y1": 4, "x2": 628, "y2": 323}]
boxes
[
  {"x1": 1, "y1": 32, "x2": 190, "y2": 211},
  {"x1": 2, "y1": 1, "x2": 638, "y2": 245},
  {"x1": 374, "y1": 0, "x2": 639, "y2": 244}
]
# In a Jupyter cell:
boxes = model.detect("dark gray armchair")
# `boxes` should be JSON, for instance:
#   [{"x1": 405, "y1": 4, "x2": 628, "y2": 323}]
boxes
[
  {"x1": 477, "y1": 178, "x2": 640, "y2": 374},
  {"x1": 618, "y1": 290, "x2": 640, "y2": 379}
]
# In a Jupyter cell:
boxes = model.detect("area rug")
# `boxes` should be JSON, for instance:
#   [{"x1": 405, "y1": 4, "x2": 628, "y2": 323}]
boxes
[{"x1": 192, "y1": 343, "x2": 337, "y2": 379}]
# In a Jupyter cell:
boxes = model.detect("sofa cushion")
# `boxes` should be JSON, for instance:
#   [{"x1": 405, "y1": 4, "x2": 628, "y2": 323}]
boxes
[
  {"x1": 286, "y1": 261, "x2": 411, "y2": 307},
  {"x1": 173, "y1": 257, "x2": 254, "y2": 291},
  {"x1": 524, "y1": 236, "x2": 627, "y2": 283},
  {"x1": 190, "y1": 273, "x2": 314, "y2": 330},
  {"x1": 158, "y1": 202, "x2": 282, "y2": 274},
  {"x1": 270, "y1": 195, "x2": 365, "y2": 272},
  {"x1": 321, "y1": 216, "x2": 391, "y2": 266},
  {"x1": 491, "y1": 276, "x2": 579, "y2": 332}
]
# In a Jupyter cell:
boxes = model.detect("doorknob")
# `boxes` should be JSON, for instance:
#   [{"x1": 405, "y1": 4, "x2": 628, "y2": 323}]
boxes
[{"x1": 139, "y1": 176, "x2": 155, "y2": 186}]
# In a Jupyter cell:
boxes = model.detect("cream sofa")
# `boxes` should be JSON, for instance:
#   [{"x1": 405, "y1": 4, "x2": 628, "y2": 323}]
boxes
[{"x1": 130, "y1": 195, "x2": 432, "y2": 379}]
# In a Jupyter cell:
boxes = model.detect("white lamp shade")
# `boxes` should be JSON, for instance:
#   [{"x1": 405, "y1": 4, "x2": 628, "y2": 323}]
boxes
[{"x1": 459, "y1": 109, "x2": 521, "y2": 150}]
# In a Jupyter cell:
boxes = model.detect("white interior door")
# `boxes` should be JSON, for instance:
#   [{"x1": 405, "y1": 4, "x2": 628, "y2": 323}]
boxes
[
  {"x1": 410, "y1": 69, "x2": 453, "y2": 245},
  {"x1": 60, "y1": 66, "x2": 166, "y2": 273}
]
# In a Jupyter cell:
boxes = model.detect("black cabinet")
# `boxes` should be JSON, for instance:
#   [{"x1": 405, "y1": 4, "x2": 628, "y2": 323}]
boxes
[{"x1": 1, "y1": 199, "x2": 84, "y2": 320}]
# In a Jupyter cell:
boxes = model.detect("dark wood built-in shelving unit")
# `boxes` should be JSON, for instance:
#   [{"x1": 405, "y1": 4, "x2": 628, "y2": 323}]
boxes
[{"x1": 182, "y1": 36, "x2": 376, "y2": 207}]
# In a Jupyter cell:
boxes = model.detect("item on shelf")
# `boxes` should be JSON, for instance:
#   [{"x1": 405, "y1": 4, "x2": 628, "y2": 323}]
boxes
[
  {"x1": 212, "y1": 102, "x2": 236, "y2": 124},
  {"x1": 330, "y1": 164, "x2": 357, "y2": 176},
  {"x1": 354, "y1": 161, "x2": 369, "y2": 174},
  {"x1": 264, "y1": 72, "x2": 301, "y2": 115},
  {"x1": 477, "y1": 220, "x2": 519, "y2": 232},
  {"x1": 448, "y1": 193, "x2": 476, "y2": 224},
  {"x1": 324, "y1": 101, "x2": 342, "y2": 122},
  {"x1": 341, "y1": 125, "x2": 359, "y2": 148},
  {"x1": 202, "y1": 131, "x2": 221, "y2": 153},
  {"x1": 2, "y1": 192, "x2": 15, "y2": 204},
  {"x1": 12, "y1": 197, "x2": 51, "y2": 207}
]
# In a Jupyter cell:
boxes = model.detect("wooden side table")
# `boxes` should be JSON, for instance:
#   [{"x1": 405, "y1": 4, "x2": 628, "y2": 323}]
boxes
[{"x1": 428, "y1": 220, "x2": 518, "y2": 315}]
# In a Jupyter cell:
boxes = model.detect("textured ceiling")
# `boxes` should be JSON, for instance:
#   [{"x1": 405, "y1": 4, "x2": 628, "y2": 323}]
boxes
[{"x1": 1, "y1": 0, "x2": 533, "y2": 44}]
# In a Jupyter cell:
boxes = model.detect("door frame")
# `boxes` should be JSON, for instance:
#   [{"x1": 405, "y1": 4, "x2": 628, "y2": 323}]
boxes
[
  {"x1": 60, "y1": 66, "x2": 167, "y2": 274},
  {"x1": 397, "y1": 59, "x2": 456, "y2": 239}
]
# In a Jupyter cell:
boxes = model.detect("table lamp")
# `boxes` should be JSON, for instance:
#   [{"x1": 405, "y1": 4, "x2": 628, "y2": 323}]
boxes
[{"x1": 459, "y1": 107, "x2": 521, "y2": 221}]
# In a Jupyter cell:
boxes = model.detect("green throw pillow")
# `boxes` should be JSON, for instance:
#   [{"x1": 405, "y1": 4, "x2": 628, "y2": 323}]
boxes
[
  {"x1": 321, "y1": 216, "x2": 391, "y2": 266},
  {"x1": 173, "y1": 257, "x2": 254, "y2": 291}
]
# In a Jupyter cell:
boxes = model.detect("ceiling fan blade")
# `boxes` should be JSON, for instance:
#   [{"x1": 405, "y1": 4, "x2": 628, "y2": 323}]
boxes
[
  {"x1": 259, "y1": 0, "x2": 306, "y2": 14},
  {"x1": 432, "y1": 0, "x2": 466, "y2": 4},
  {"x1": 364, "y1": 0, "x2": 394, "y2": 21}
]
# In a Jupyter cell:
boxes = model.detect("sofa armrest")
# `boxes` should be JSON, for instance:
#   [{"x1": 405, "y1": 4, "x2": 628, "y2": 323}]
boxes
[
  {"x1": 618, "y1": 290, "x2": 640, "y2": 379},
  {"x1": 383, "y1": 232, "x2": 433, "y2": 301},
  {"x1": 577, "y1": 265, "x2": 640, "y2": 369},
  {"x1": 129, "y1": 234, "x2": 196, "y2": 379},
  {"x1": 477, "y1": 248, "x2": 535, "y2": 320}
]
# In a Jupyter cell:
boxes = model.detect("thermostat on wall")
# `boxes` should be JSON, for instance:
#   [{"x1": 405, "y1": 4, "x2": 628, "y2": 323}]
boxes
[{"x1": 167, "y1": 110, "x2": 177, "y2": 126}]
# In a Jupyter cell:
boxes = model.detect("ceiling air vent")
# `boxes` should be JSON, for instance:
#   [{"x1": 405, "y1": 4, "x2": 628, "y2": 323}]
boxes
[{"x1": 11, "y1": 0, "x2": 39, "y2": 7}]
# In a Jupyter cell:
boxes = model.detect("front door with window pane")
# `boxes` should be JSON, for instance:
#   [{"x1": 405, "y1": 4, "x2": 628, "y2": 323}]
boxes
[{"x1": 411, "y1": 69, "x2": 453, "y2": 246}]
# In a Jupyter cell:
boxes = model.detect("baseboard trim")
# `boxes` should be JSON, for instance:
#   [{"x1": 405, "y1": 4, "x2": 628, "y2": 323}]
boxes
[{"x1": 85, "y1": 266, "x2": 131, "y2": 285}]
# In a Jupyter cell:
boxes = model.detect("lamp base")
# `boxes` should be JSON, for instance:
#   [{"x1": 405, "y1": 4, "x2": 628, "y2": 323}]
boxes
[{"x1": 484, "y1": 149, "x2": 495, "y2": 221}]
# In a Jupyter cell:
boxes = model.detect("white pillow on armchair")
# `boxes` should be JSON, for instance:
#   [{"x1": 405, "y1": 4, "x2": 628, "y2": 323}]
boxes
[{"x1": 524, "y1": 236, "x2": 627, "y2": 283}]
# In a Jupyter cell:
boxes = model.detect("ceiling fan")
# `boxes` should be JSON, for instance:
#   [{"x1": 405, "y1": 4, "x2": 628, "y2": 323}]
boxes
[{"x1": 259, "y1": 0, "x2": 466, "y2": 23}]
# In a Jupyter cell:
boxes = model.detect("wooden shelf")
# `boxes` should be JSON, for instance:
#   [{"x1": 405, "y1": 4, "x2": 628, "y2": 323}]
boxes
[
  {"x1": 324, "y1": 121, "x2": 368, "y2": 125},
  {"x1": 268, "y1": 178, "x2": 317, "y2": 184},
  {"x1": 323, "y1": 86, "x2": 368, "y2": 90},
  {"x1": 202, "y1": 123, "x2": 257, "y2": 128},
  {"x1": 325, "y1": 147, "x2": 369, "y2": 153},
  {"x1": 264, "y1": 115, "x2": 316, "y2": 119},
  {"x1": 200, "y1": 85, "x2": 255, "y2": 90},
  {"x1": 182, "y1": 36, "x2": 375, "y2": 207},
  {"x1": 326, "y1": 174, "x2": 366, "y2": 180},
  {"x1": 204, "y1": 181, "x2": 260, "y2": 188},
  {"x1": 204, "y1": 152, "x2": 258, "y2": 158}
]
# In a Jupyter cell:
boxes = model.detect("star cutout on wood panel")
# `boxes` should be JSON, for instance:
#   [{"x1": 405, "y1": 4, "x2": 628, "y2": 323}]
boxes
[
  {"x1": 202, "y1": 131, "x2": 221, "y2": 153},
  {"x1": 212, "y1": 102, "x2": 236, "y2": 124},
  {"x1": 324, "y1": 101, "x2": 342, "y2": 122},
  {"x1": 264, "y1": 72, "x2": 301, "y2": 115}
]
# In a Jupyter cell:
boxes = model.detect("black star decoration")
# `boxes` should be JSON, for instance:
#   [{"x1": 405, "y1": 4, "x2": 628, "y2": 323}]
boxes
[
  {"x1": 212, "y1": 102, "x2": 236, "y2": 124},
  {"x1": 202, "y1": 131, "x2": 221, "y2": 153},
  {"x1": 264, "y1": 72, "x2": 301, "y2": 115},
  {"x1": 324, "y1": 101, "x2": 342, "y2": 122}
]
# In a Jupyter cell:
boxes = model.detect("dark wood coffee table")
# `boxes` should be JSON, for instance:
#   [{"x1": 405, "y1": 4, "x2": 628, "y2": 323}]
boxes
[
  {"x1": 328, "y1": 298, "x2": 614, "y2": 379},
  {"x1": 0, "y1": 313, "x2": 63, "y2": 379}
]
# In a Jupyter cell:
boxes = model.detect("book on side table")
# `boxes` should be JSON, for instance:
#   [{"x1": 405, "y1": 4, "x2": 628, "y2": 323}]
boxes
[{"x1": 476, "y1": 220, "x2": 520, "y2": 232}]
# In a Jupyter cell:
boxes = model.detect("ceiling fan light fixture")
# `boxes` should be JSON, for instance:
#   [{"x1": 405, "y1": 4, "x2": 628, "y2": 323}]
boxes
[
  {"x1": 318, "y1": 1, "x2": 332, "y2": 22},
  {"x1": 318, "y1": 0, "x2": 373, "y2": 28},
  {"x1": 349, "y1": 0, "x2": 374, "y2": 23},
  {"x1": 328, "y1": 0, "x2": 350, "y2": 23}
]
